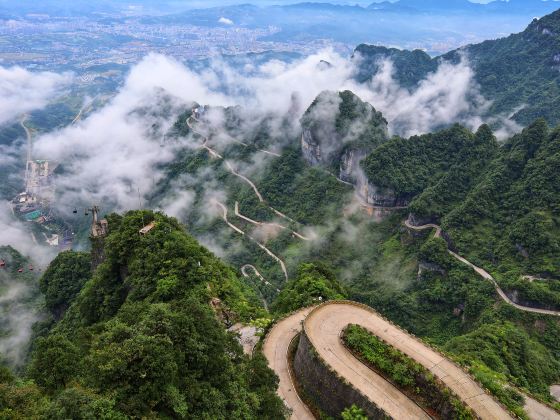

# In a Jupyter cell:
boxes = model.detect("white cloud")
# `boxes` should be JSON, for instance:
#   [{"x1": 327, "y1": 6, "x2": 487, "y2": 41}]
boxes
[
  {"x1": 0, "y1": 202, "x2": 56, "y2": 267},
  {"x1": 32, "y1": 54, "x2": 229, "y2": 212},
  {"x1": 218, "y1": 17, "x2": 234, "y2": 25},
  {"x1": 19, "y1": 50, "x2": 514, "y2": 230},
  {"x1": 0, "y1": 66, "x2": 72, "y2": 126},
  {"x1": 349, "y1": 57, "x2": 490, "y2": 137}
]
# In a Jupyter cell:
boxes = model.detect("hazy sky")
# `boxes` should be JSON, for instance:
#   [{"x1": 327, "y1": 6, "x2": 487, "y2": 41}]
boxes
[{"x1": 174, "y1": 0, "x2": 493, "y2": 8}]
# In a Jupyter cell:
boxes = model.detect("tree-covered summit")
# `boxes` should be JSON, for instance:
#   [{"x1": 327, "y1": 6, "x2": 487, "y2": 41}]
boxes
[
  {"x1": 355, "y1": 8, "x2": 560, "y2": 126},
  {"x1": 300, "y1": 90, "x2": 388, "y2": 171},
  {"x1": 1, "y1": 211, "x2": 285, "y2": 419}
]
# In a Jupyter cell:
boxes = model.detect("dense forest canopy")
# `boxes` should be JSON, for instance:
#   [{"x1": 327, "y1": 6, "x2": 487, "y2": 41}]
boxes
[
  {"x1": 1, "y1": 211, "x2": 285, "y2": 419},
  {"x1": 360, "y1": 118, "x2": 560, "y2": 281}
]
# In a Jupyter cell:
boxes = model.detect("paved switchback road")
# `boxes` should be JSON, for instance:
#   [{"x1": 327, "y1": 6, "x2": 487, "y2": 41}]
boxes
[
  {"x1": 263, "y1": 308, "x2": 315, "y2": 420},
  {"x1": 404, "y1": 219, "x2": 560, "y2": 317},
  {"x1": 304, "y1": 303, "x2": 512, "y2": 420},
  {"x1": 264, "y1": 302, "x2": 516, "y2": 420}
]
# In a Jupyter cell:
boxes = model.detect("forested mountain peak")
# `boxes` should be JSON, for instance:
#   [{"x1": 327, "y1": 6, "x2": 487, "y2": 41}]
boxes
[
  {"x1": 355, "y1": 8, "x2": 560, "y2": 127},
  {"x1": 529, "y1": 7, "x2": 560, "y2": 35},
  {"x1": 1, "y1": 211, "x2": 284, "y2": 418},
  {"x1": 300, "y1": 90, "x2": 388, "y2": 171}
]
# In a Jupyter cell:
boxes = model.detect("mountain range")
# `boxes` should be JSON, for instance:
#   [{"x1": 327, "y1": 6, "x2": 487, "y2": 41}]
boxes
[
  {"x1": 368, "y1": 0, "x2": 560, "y2": 13},
  {"x1": 355, "y1": 8, "x2": 560, "y2": 126},
  {"x1": 2, "y1": 5, "x2": 560, "y2": 420}
]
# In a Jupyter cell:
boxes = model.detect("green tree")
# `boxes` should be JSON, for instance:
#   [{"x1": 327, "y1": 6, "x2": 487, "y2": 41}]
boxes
[
  {"x1": 28, "y1": 334, "x2": 80, "y2": 393},
  {"x1": 25, "y1": 210, "x2": 285, "y2": 419},
  {"x1": 272, "y1": 263, "x2": 346, "y2": 314},
  {"x1": 40, "y1": 251, "x2": 91, "y2": 319},
  {"x1": 341, "y1": 404, "x2": 368, "y2": 420}
]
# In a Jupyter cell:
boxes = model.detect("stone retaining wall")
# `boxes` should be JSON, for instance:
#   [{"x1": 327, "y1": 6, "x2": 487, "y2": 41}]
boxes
[{"x1": 293, "y1": 330, "x2": 389, "y2": 419}]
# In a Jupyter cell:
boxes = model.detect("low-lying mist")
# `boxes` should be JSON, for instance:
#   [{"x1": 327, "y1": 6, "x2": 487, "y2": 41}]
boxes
[{"x1": 0, "y1": 47, "x2": 523, "y2": 358}]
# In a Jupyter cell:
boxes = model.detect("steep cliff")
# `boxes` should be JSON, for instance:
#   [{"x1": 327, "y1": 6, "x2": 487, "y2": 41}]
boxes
[{"x1": 300, "y1": 90, "x2": 388, "y2": 181}]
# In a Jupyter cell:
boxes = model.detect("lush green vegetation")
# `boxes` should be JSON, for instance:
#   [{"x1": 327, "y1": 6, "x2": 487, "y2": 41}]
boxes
[
  {"x1": 354, "y1": 45, "x2": 438, "y2": 88},
  {"x1": 446, "y1": 321, "x2": 557, "y2": 417},
  {"x1": 39, "y1": 251, "x2": 91, "y2": 319},
  {"x1": 443, "y1": 120, "x2": 560, "y2": 278},
  {"x1": 496, "y1": 275, "x2": 560, "y2": 311},
  {"x1": 355, "y1": 227, "x2": 560, "y2": 413},
  {"x1": 362, "y1": 118, "x2": 560, "y2": 279},
  {"x1": 1, "y1": 211, "x2": 285, "y2": 419},
  {"x1": 239, "y1": 147, "x2": 353, "y2": 225},
  {"x1": 272, "y1": 263, "x2": 346, "y2": 314},
  {"x1": 362, "y1": 124, "x2": 497, "y2": 205},
  {"x1": 355, "y1": 9, "x2": 560, "y2": 127},
  {"x1": 301, "y1": 90, "x2": 388, "y2": 172},
  {"x1": 341, "y1": 404, "x2": 368, "y2": 420},
  {"x1": 343, "y1": 324, "x2": 474, "y2": 420}
]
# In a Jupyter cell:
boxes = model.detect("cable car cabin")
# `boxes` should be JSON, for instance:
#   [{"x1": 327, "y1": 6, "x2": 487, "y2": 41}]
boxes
[
  {"x1": 0, "y1": 260, "x2": 5, "y2": 268},
  {"x1": 18, "y1": 268, "x2": 23, "y2": 273},
  {"x1": 29, "y1": 265, "x2": 34, "y2": 271},
  {"x1": 139, "y1": 221, "x2": 156, "y2": 236}
]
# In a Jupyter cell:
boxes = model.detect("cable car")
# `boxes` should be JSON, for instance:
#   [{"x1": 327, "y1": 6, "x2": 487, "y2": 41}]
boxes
[
  {"x1": 18, "y1": 268, "x2": 23, "y2": 273},
  {"x1": 29, "y1": 265, "x2": 34, "y2": 271},
  {"x1": 73, "y1": 208, "x2": 78, "y2": 214},
  {"x1": 0, "y1": 260, "x2": 5, "y2": 268}
]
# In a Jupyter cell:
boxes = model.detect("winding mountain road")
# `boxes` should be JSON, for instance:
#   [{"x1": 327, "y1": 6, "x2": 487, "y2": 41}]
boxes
[
  {"x1": 265, "y1": 302, "x2": 514, "y2": 420},
  {"x1": 187, "y1": 113, "x2": 311, "y2": 281},
  {"x1": 241, "y1": 264, "x2": 281, "y2": 293},
  {"x1": 187, "y1": 114, "x2": 296, "y2": 226},
  {"x1": 404, "y1": 219, "x2": 560, "y2": 317},
  {"x1": 263, "y1": 307, "x2": 315, "y2": 420},
  {"x1": 213, "y1": 199, "x2": 289, "y2": 280},
  {"x1": 235, "y1": 201, "x2": 312, "y2": 241}
]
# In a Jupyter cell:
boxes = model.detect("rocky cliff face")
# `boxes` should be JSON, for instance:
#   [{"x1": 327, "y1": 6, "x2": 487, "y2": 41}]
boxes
[
  {"x1": 357, "y1": 178, "x2": 406, "y2": 207},
  {"x1": 301, "y1": 90, "x2": 390, "y2": 204},
  {"x1": 301, "y1": 130, "x2": 322, "y2": 166},
  {"x1": 339, "y1": 148, "x2": 365, "y2": 184},
  {"x1": 339, "y1": 141, "x2": 410, "y2": 208}
]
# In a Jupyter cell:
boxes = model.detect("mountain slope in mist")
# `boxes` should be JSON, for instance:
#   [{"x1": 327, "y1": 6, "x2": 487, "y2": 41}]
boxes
[
  {"x1": 355, "y1": 8, "x2": 560, "y2": 126},
  {"x1": 2, "y1": 210, "x2": 283, "y2": 418},
  {"x1": 0, "y1": 246, "x2": 43, "y2": 369}
]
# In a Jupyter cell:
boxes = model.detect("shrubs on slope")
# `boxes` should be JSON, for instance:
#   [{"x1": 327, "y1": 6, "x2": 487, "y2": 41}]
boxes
[
  {"x1": 18, "y1": 210, "x2": 285, "y2": 419},
  {"x1": 343, "y1": 325, "x2": 474, "y2": 420},
  {"x1": 444, "y1": 120, "x2": 560, "y2": 277},
  {"x1": 362, "y1": 124, "x2": 494, "y2": 204},
  {"x1": 39, "y1": 251, "x2": 91, "y2": 319},
  {"x1": 272, "y1": 263, "x2": 346, "y2": 314}
]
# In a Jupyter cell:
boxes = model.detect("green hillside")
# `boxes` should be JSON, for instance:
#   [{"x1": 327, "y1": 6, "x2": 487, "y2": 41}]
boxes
[
  {"x1": 361, "y1": 118, "x2": 560, "y2": 280},
  {"x1": 355, "y1": 9, "x2": 560, "y2": 126},
  {"x1": 443, "y1": 120, "x2": 560, "y2": 278},
  {"x1": 0, "y1": 211, "x2": 285, "y2": 419}
]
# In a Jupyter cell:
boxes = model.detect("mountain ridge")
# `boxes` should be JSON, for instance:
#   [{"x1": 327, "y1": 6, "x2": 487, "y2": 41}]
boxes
[{"x1": 355, "y1": 8, "x2": 560, "y2": 126}]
